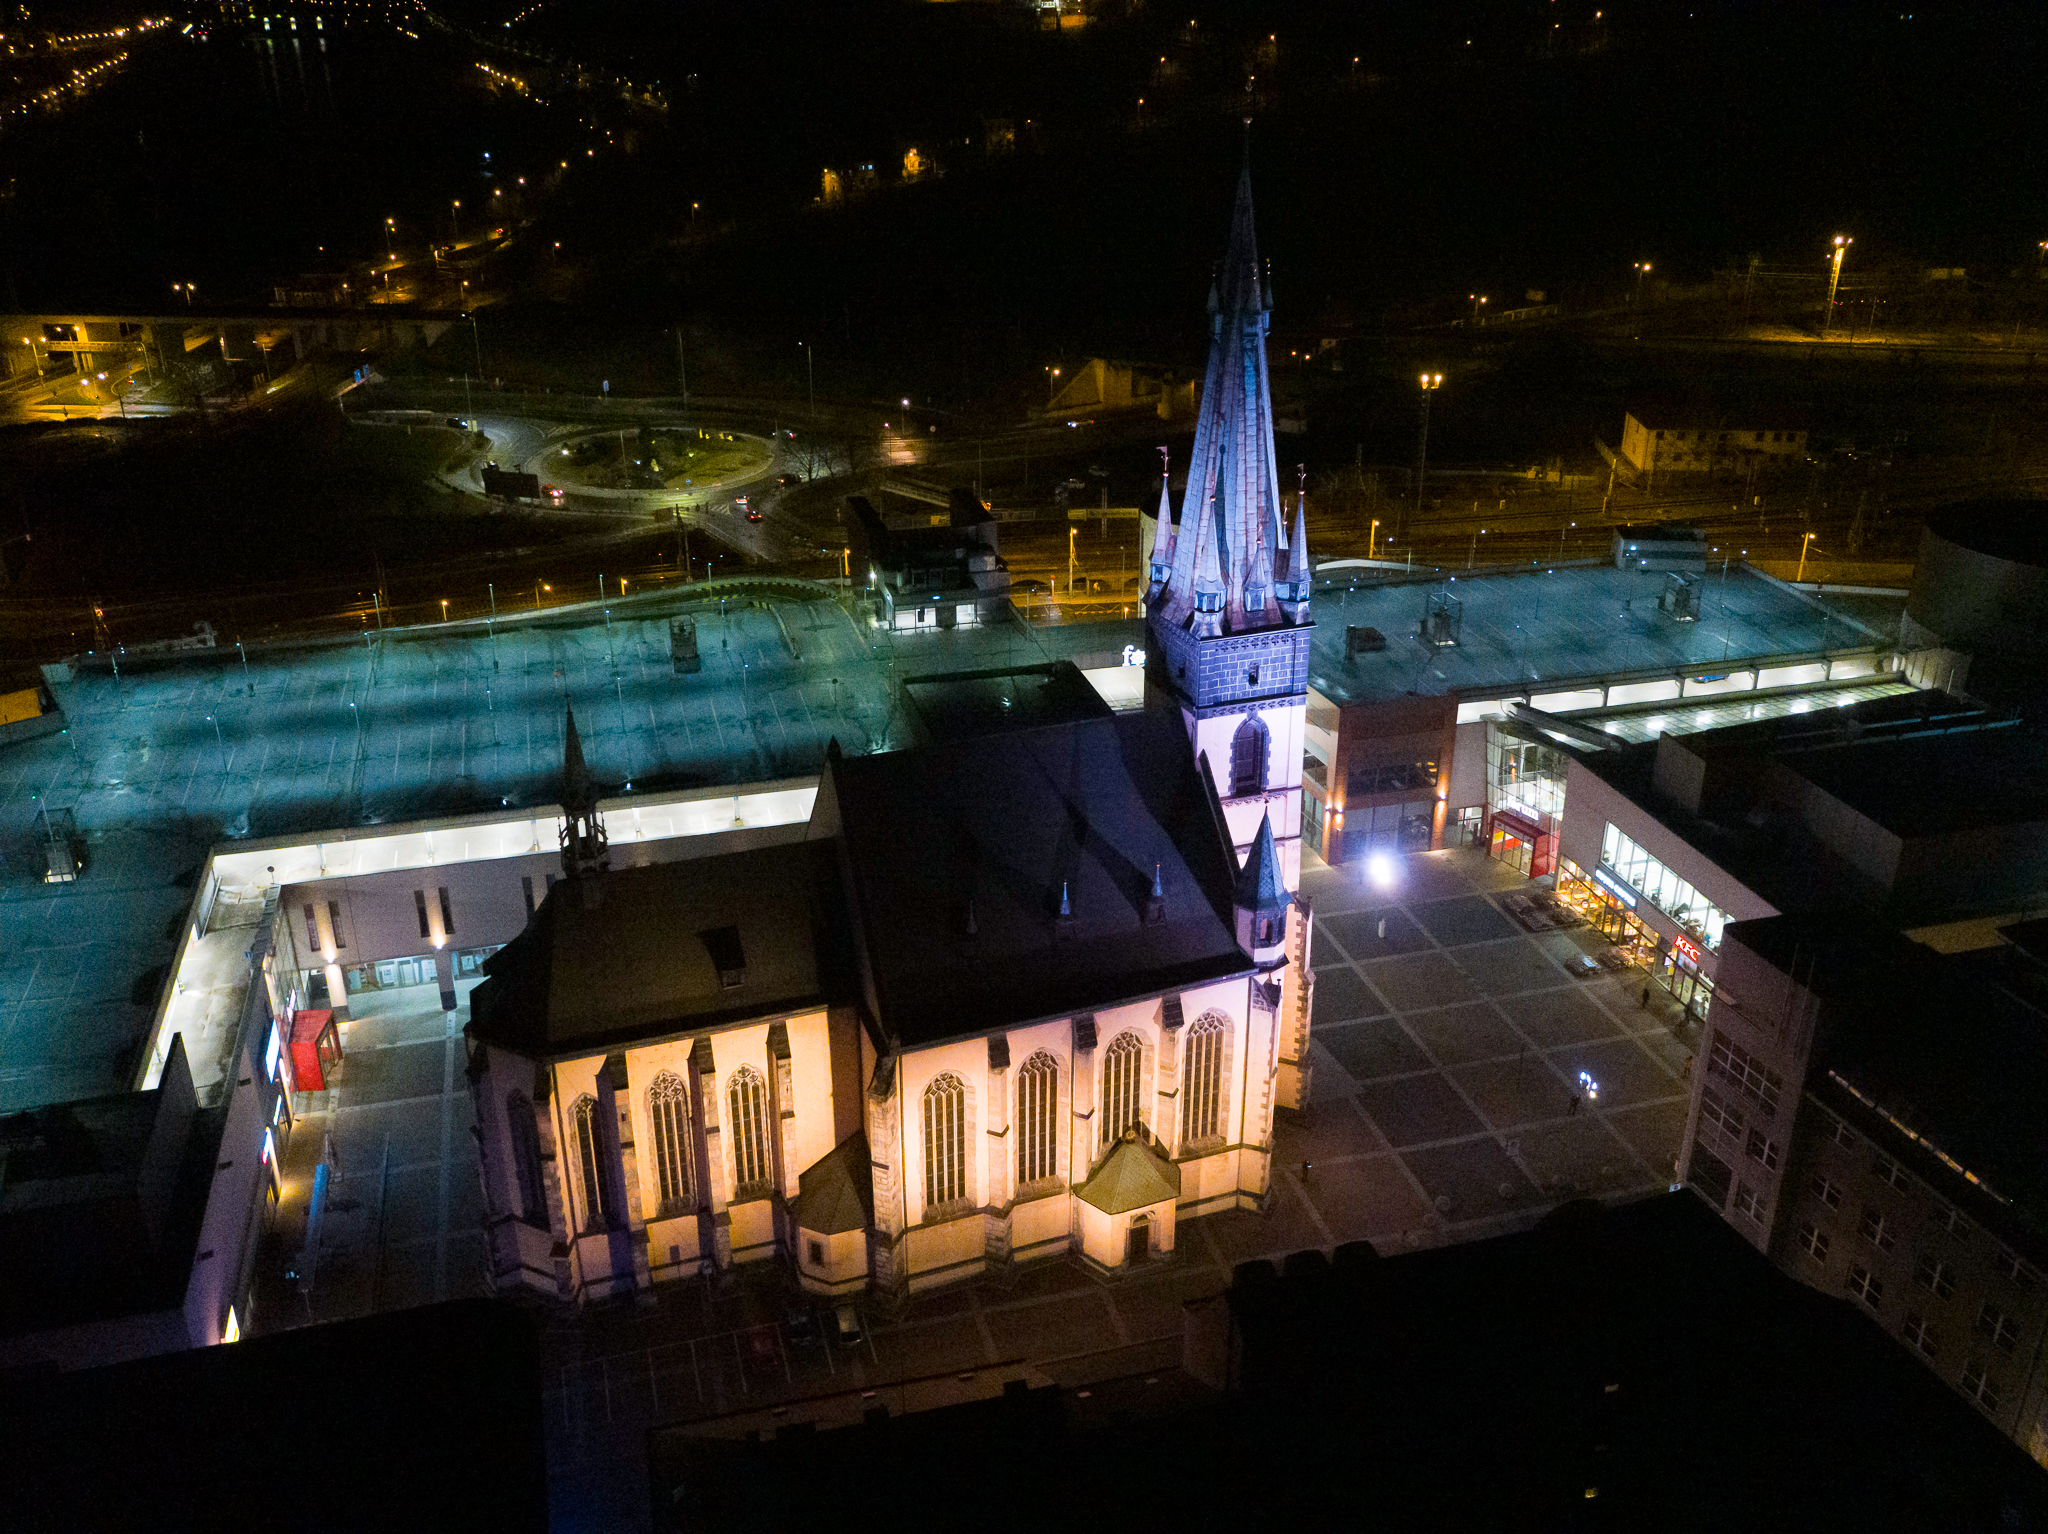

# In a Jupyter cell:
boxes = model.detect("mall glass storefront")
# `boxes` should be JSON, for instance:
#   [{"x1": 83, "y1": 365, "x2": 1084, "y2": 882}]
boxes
[
  {"x1": 1556, "y1": 856, "x2": 1717, "y2": 1025},
  {"x1": 1485, "y1": 726, "x2": 1570, "y2": 876}
]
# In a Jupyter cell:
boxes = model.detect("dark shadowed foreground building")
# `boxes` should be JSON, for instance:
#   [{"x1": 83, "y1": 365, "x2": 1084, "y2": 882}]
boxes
[
  {"x1": 650, "y1": 1195, "x2": 2047, "y2": 1532},
  {"x1": 0, "y1": 1298, "x2": 545, "y2": 1532}
]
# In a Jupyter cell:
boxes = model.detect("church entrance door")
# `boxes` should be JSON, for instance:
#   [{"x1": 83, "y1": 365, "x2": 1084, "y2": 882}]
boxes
[{"x1": 1126, "y1": 1214, "x2": 1150, "y2": 1265}]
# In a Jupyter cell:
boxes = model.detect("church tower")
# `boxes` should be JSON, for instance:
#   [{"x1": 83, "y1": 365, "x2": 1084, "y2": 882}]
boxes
[
  {"x1": 559, "y1": 707, "x2": 610, "y2": 879},
  {"x1": 1147, "y1": 147, "x2": 1317, "y2": 1107}
]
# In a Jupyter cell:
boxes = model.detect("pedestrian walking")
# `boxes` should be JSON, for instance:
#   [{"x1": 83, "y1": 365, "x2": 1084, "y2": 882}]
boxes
[
  {"x1": 1300, "y1": 1160, "x2": 1313, "y2": 1184},
  {"x1": 1681, "y1": 1053, "x2": 1693, "y2": 1081},
  {"x1": 1568, "y1": 1092, "x2": 1581, "y2": 1117},
  {"x1": 1641, "y1": 982, "x2": 1652, "y2": 1009}
]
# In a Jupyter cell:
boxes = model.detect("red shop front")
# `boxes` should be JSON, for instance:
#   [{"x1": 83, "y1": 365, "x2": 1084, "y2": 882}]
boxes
[
  {"x1": 1487, "y1": 806, "x2": 1555, "y2": 879},
  {"x1": 289, "y1": 1008, "x2": 343, "y2": 1092}
]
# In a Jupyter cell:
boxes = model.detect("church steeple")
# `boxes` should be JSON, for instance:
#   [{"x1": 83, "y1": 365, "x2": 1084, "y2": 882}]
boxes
[
  {"x1": 1157, "y1": 147, "x2": 1296, "y2": 636},
  {"x1": 560, "y1": 707, "x2": 610, "y2": 879}
]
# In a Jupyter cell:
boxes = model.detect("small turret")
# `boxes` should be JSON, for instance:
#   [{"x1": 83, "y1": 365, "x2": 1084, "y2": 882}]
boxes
[
  {"x1": 559, "y1": 707, "x2": 610, "y2": 880},
  {"x1": 1233, "y1": 811, "x2": 1291, "y2": 968},
  {"x1": 1277, "y1": 464, "x2": 1314, "y2": 623},
  {"x1": 1147, "y1": 450, "x2": 1177, "y2": 601}
]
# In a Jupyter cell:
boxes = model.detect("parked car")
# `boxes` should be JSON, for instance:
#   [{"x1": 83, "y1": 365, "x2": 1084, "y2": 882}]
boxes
[
  {"x1": 777, "y1": 473, "x2": 801, "y2": 487},
  {"x1": 785, "y1": 1304, "x2": 820, "y2": 1347},
  {"x1": 834, "y1": 1302, "x2": 863, "y2": 1346}
]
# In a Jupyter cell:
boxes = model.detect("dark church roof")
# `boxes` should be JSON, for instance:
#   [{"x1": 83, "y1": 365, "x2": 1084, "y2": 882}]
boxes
[
  {"x1": 823, "y1": 709, "x2": 1251, "y2": 1047},
  {"x1": 467, "y1": 841, "x2": 853, "y2": 1057}
]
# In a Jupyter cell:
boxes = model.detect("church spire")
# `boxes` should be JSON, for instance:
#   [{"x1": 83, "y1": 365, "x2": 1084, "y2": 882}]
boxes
[
  {"x1": 559, "y1": 706, "x2": 609, "y2": 879},
  {"x1": 1232, "y1": 809, "x2": 1291, "y2": 966},
  {"x1": 1277, "y1": 463, "x2": 1313, "y2": 622},
  {"x1": 1153, "y1": 147, "x2": 1296, "y2": 635},
  {"x1": 1147, "y1": 447, "x2": 1177, "y2": 599}
]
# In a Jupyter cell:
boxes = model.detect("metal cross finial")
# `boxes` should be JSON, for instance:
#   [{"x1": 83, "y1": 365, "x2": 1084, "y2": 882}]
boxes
[
  {"x1": 1158, "y1": 445, "x2": 1170, "y2": 479},
  {"x1": 1296, "y1": 463, "x2": 1307, "y2": 493}
]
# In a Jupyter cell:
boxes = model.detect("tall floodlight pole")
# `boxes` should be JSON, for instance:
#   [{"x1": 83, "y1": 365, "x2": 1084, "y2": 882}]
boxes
[
  {"x1": 1824, "y1": 236, "x2": 1853, "y2": 337},
  {"x1": 1414, "y1": 373, "x2": 1442, "y2": 533}
]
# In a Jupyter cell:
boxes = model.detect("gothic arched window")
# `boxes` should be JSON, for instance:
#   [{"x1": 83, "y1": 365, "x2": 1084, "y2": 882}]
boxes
[
  {"x1": 1017, "y1": 1052, "x2": 1059, "y2": 1187},
  {"x1": 648, "y1": 1071, "x2": 692, "y2": 1213},
  {"x1": 1182, "y1": 1013, "x2": 1229, "y2": 1145},
  {"x1": 924, "y1": 1073, "x2": 968, "y2": 1211},
  {"x1": 728, "y1": 1066, "x2": 770, "y2": 1199},
  {"x1": 506, "y1": 1090, "x2": 547, "y2": 1226},
  {"x1": 1102, "y1": 1032, "x2": 1145, "y2": 1146},
  {"x1": 1230, "y1": 714, "x2": 1269, "y2": 797},
  {"x1": 573, "y1": 1094, "x2": 618, "y2": 1232}
]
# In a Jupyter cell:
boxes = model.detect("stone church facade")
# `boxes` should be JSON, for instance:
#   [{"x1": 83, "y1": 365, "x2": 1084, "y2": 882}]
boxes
[{"x1": 465, "y1": 158, "x2": 1317, "y2": 1304}]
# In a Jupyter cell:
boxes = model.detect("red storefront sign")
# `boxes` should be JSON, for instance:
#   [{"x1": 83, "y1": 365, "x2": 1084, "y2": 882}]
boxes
[{"x1": 290, "y1": 1009, "x2": 342, "y2": 1091}]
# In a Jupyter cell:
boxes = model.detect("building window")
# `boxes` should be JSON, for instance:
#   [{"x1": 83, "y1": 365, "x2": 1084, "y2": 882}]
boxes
[
  {"x1": 1848, "y1": 1264, "x2": 1882, "y2": 1310},
  {"x1": 1744, "y1": 1129, "x2": 1779, "y2": 1171},
  {"x1": 1733, "y1": 1182, "x2": 1762, "y2": 1222},
  {"x1": 1961, "y1": 1359, "x2": 2002, "y2": 1413},
  {"x1": 1600, "y1": 821, "x2": 1731, "y2": 951},
  {"x1": 923, "y1": 1073, "x2": 968, "y2": 1212},
  {"x1": 1101, "y1": 1033, "x2": 1145, "y2": 1146},
  {"x1": 522, "y1": 875, "x2": 536, "y2": 918},
  {"x1": 1707, "y1": 1033, "x2": 1782, "y2": 1116},
  {"x1": 1699, "y1": 1088, "x2": 1743, "y2": 1142},
  {"x1": 648, "y1": 1072, "x2": 692, "y2": 1214},
  {"x1": 1811, "y1": 1174, "x2": 1842, "y2": 1210},
  {"x1": 1915, "y1": 1255, "x2": 1957, "y2": 1300},
  {"x1": 1874, "y1": 1154, "x2": 1908, "y2": 1191},
  {"x1": 1859, "y1": 1206, "x2": 1896, "y2": 1253},
  {"x1": 1830, "y1": 1117, "x2": 1857, "y2": 1150},
  {"x1": 1799, "y1": 1222, "x2": 1829, "y2": 1264},
  {"x1": 1994, "y1": 1246, "x2": 2039, "y2": 1290},
  {"x1": 1017, "y1": 1052, "x2": 1059, "y2": 1187},
  {"x1": 438, "y1": 886, "x2": 455, "y2": 936},
  {"x1": 1903, "y1": 1312, "x2": 1936, "y2": 1357},
  {"x1": 573, "y1": 1095, "x2": 618, "y2": 1232},
  {"x1": 303, "y1": 903, "x2": 320, "y2": 952},
  {"x1": 1230, "y1": 715, "x2": 1269, "y2": 797},
  {"x1": 506, "y1": 1091, "x2": 546, "y2": 1226},
  {"x1": 1933, "y1": 1202, "x2": 1963, "y2": 1235},
  {"x1": 414, "y1": 889, "x2": 431, "y2": 939},
  {"x1": 1182, "y1": 1013, "x2": 1227, "y2": 1145},
  {"x1": 728, "y1": 1066, "x2": 771, "y2": 1199},
  {"x1": 328, "y1": 901, "x2": 346, "y2": 948},
  {"x1": 1977, "y1": 1302, "x2": 2021, "y2": 1355},
  {"x1": 807, "y1": 1239, "x2": 825, "y2": 1267}
]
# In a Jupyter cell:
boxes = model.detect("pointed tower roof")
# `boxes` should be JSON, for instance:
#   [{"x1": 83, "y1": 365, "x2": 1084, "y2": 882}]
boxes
[
  {"x1": 1155, "y1": 147, "x2": 1293, "y2": 635},
  {"x1": 1233, "y1": 810, "x2": 1290, "y2": 917},
  {"x1": 563, "y1": 706, "x2": 593, "y2": 813},
  {"x1": 1287, "y1": 479, "x2": 1312, "y2": 584}
]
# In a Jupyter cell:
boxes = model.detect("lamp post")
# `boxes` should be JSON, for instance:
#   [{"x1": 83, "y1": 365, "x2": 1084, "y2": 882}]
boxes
[
  {"x1": 1068, "y1": 525, "x2": 1078, "y2": 592},
  {"x1": 383, "y1": 216, "x2": 396, "y2": 258},
  {"x1": 1824, "y1": 236, "x2": 1852, "y2": 336},
  {"x1": 1796, "y1": 530, "x2": 1818, "y2": 584},
  {"x1": 1632, "y1": 262, "x2": 1651, "y2": 304},
  {"x1": 1368, "y1": 518, "x2": 1380, "y2": 560},
  {"x1": 1469, "y1": 293, "x2": 1487, "y2": 326},
  {"x1": 1046, "y1": 364, "x2": 1061, "y2": 405},
  {"x1": 797, "y1": 341, "x2": 814, "y2": 416},
  {"x1": 451, "y1": 199, "x2": 461, "y2": 240},
  {"x1": 1414, "y1": 373, "x2": 1442, "y2": 532}
]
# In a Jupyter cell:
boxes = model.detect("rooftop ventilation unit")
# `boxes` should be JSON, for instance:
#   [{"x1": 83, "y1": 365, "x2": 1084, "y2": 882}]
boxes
[
  {"x1": 1419, "y1": 590, "x2": 1463, "y2": 648},
  {"x1": 1659, "y1": 573, "x2": 1701, "y2": 622}
]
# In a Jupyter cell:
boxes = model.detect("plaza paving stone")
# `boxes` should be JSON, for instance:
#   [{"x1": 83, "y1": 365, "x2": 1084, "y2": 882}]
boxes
[
  {"x1": 1449, "y1": 1054, "x2": 1577, "y2": 1130},
  {"x1": 1318, "y1": 906, "x2": 1432, "y2": 960},
  {"x1": 1454, "y1": 936, "x2": 1575, "y2": 997},
  {"x1": 984, "y1": 1293, "x2": 1119, "y2": 1359},
  {"x1": 1362, "y1": 950, "x2": 1480, "y2": 1010},
  {"x1": 1316, "y1": 1016, "x2": 1435, "y2": 1083},
  {"x1": 1402, "y1": 1136, "x2": 1545, "y2": 1219},
  {"x1": 1524, "y1": 1117, "x2": 1657, "y2": 1194},
  {"x1": 1355, "y1": 1073, "x2": 1488, "y2": 1147},
  {"x1": 1607, "y1": 1100, "x2": 1691, "y2": 1179},
  {"x1": 1497, "y1": 986, "x2": 1626, "y2": 1048},
  {"x1": 1548, "y1": 1035, "x2": 1684, "y2": 1112},
  {"x1": 1402, "y1": 1000, "x2": 1527, "y2": 1067},
  {"x1": 1275, "y1": 1094, "x2": 1387, "y2": 1161},
  {"x1": 1410, "y1": 893, "x2": 1520, "y2": 947},
  {"x1": 1391, "y1": 856, "x2": 1480, "y2": 902},
  {"x1": 1298, "y1": 1155, "x2": 1434, "y2": 1243},
  {"x1": 1309, "y1": 963, "x2": 1382, "y2": 1025}
]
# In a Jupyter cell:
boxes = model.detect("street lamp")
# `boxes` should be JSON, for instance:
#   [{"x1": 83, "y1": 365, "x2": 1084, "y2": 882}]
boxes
[
  {"x1": 1469, "y1": 293, "x2": 1487, "y2": 326},
  {"x1": 383, "y1": 216, "x2": 396, "y2": 259},
  {"x1": 1796, "y1": 530, "x2": 1818, "y2": 584},
  {"x1": 1369, "y1": 518, "x2": 1381, "y2": 559},
  {"x1": 1632, "y1": 262, "x2": 1651, "y2": 304},
  {"x1": 1069, "y1": 525, "x2": 1078, "y2": 592},
  {"x1": 1046, "y1": 365, "x2": 1061, "y2": 406},
  {"x1": 1824, "y1": 235, "x2": 1853, "y2": 337},
  {"x1": 1414, "y1": 373, "x2": 1443, "y2": 530},
  {"x1": 797, "y1": 341, "x2": 814, "y2": 416},
  {"x1": 451, "y1": 199, "x2": 462, "y2": 239},
  {"x1": 440, "y1": 598, "x2": 449, "y2": 622}
]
